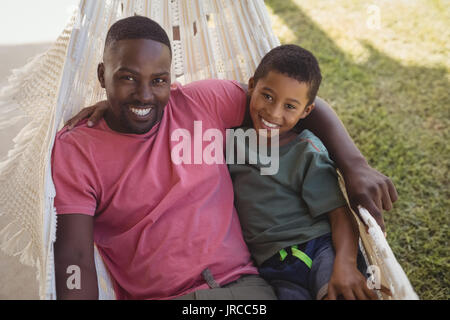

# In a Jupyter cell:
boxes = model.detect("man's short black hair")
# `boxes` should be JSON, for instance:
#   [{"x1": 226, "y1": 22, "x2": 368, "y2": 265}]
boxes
[
  {"x1": 105, "y1": 15, "x2": 171, "y2": 56},
  {"x1": 253, "y1": 44, "x2": 322, "y2": 107}
]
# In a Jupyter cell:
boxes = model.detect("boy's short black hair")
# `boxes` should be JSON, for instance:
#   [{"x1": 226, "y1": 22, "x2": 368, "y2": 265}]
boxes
[
  {"x1": 253, "y1": 44, "x2": 322, "y2": 107},
  {"x1": 105, "y1": 15, "x2": 171, "y2": 56}
]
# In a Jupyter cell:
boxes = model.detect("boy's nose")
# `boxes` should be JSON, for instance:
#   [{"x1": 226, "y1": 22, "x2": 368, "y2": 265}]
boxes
[{"x1": 266, "y1": 103, "x2": 283, "y2": 120}]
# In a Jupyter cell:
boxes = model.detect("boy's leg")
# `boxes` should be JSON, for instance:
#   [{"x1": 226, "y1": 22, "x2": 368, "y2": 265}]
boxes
[
  {"x1": 258, "y1": 249, "x2": 312, "y2": 300},
  {"x1": 306, "y1": 233, "x2": 335, "y2": 300},
  {"x1": 308, "y1": 234, "x2": 371, "y2": 299},
  {"x1": 269, "y1": 279, "x2": 312, "y2": 300},
  {"x1": 258, "y1": 234, "x2": 334, "y2": 300},
  {"x1": 174, "y1": 275, "x2": 277, "y2": 300}
]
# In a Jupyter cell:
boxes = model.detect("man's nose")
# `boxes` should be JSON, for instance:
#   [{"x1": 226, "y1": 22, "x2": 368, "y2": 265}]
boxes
[{"x1": 135, "y1": 83, "x2": 155, "y2": 104}]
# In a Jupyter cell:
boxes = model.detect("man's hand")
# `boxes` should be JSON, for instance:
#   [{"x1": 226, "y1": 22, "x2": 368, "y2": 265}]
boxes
[
  {"x1": 326, "y1": 259, "x2": 378, "y2": 300},
  {"x1": 341, "y1": 163, "x2": 398, "y2": 235},
  {"x1": 66, "y1": 100, "x2": 110, "y2": 130}
]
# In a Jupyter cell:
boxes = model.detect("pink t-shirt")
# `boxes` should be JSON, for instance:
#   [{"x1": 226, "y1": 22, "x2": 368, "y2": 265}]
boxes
[{"x1": 52, "y1": 79, "x2": 258, "y2": 299}]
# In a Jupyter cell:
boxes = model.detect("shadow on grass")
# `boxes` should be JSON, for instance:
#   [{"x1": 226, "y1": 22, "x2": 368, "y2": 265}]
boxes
[{"x1": 265, "y1": 0, "x2": 450, "y2": 300}]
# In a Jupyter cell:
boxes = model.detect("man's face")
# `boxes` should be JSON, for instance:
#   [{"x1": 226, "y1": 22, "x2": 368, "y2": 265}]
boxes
[
  {"x1": 248, "y1": 71, "x2": 314, "y2": 139},
  {"x1": 99, "y1": 38, "x2": 172, "y2": 134}
]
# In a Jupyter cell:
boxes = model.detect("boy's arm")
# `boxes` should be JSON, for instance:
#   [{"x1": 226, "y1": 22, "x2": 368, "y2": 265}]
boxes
[
  {"x1": 301, "y1": 97, "x2": 398, "y2": 233},
  {"x1": 326, "y1": 206, "x2": 377, "y2": 300},
  {"x1": 54, "y1": 214, "x2": 99, "y2": 300}
]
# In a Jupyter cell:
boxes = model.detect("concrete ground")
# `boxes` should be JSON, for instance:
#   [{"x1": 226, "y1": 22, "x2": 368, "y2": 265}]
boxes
[{"x1": 0, "y1": 42, "x2": 51, "y2": 299}]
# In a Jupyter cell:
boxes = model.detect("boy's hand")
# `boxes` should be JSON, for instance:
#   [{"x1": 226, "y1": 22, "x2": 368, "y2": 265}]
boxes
[
  {"x1": 65, "y1": 100, "x2": 110, "y2": 130},
  {"x1": 342, "y1": 163, "x2": 398, "y2": 235},
  {"x1": 326, "y1": 258, "x2": 378, "y2": 300}
]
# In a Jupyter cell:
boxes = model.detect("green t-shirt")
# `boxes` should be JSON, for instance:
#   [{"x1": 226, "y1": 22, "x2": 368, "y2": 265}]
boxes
[{"x1": 228, "y1": 129, "x2": 347, "y2": 266}]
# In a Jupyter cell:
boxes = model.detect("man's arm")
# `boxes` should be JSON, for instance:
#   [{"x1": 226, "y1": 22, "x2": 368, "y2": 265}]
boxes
[
  {"x1": 300, "y1": 97, "x2": 398, "y2": 233},
  {"x1": 54, "y1": 214, "x2": 98, "y2": 300},
  {"x1": 302, "y1": 97, "x2": 365, "y2": 172},
  {"x1": 326, "y1": 206, "x2": 377, "y2": 300}
]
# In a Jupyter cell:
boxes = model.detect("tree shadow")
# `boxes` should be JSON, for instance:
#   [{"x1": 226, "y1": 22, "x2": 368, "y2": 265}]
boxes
[{"x1": 265, "y1": 0, "x2": 449, "y2": 299}]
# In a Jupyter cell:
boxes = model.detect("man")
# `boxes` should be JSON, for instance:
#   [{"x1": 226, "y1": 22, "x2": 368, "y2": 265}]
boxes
[{"x1": 54, "y1": 16, "x2": 397, "y2": 300}]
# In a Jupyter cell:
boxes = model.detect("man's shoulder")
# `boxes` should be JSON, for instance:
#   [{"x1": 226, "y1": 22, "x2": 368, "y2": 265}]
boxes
[
  {"x1": 55, "y1": 119, "x2": 109, "y2": 150},
  {"x1": 52, "y1": 119, "x2": 118, "y2": 176},
  {"x1": 170, "y1": 79, "x2": 247, "y2": 128},
  {"x1": 182, "y1": 78, "x2": 243, "y2": 89},
  {"x1": 177, "y1": 79, "x2": 245, "y2": 98}
]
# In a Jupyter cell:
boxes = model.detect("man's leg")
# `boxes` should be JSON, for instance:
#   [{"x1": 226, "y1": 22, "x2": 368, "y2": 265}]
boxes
[{"x1": 174, "y1": 275, "x2": 277, "y2": 300}]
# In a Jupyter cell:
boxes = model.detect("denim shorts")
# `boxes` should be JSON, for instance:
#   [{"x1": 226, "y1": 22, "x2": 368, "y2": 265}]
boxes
[{"x1": 258, "y1": 233, "x2": 367, "y2": 300}]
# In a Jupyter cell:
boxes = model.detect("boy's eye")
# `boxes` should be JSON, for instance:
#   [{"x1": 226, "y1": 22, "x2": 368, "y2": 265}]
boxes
[
  {"x1": 285, "y1": 104, "x2": 296, "y2": 110},
  {"x1": 262, "y1": 93, "x2": 273, "y2": 101}
]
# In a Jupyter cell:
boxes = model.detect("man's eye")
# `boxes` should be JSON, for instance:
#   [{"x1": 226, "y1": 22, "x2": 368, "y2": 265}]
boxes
[
  {"x1": 153, "y1": 78, "x2": 166, "y2": 85},
  {"x1": 122, "y1": 76, "x2": 136, "y2": 81}
]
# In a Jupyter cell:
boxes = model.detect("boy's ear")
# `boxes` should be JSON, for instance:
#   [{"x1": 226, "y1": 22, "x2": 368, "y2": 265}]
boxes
[
  {"x1": 247, "y1": 77, "x2": 255, "y2": 95},
  {"x1": 97, "y1": 63, "x2": 106, "y2": 88},
  {"x1": 300, "y1": 103, "x2": 315, "y2": 119}
]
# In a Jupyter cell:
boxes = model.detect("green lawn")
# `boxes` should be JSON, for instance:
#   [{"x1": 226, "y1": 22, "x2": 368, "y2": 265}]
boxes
[{"x1": 264, "y1": 0, "x2": 449, "y2": 299}]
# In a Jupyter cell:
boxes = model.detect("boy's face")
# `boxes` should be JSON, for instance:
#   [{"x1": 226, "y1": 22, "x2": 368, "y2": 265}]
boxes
[
  {"x1": 248, "y1": 71, "x2": 314, "y2": 139},
  {"x1": 98, "y1": 38, "x2": 172, "y2": 134}
]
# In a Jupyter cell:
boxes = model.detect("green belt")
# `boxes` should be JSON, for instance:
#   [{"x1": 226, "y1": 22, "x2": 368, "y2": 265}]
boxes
[{"x1": 279, "y1": 245, "x2": 313, "y2": 269}]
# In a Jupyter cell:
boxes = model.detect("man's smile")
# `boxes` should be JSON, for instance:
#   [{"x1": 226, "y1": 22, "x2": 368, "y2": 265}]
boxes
[{"x1": 128, "y1": 105, "x2": 155, "y2": 119}]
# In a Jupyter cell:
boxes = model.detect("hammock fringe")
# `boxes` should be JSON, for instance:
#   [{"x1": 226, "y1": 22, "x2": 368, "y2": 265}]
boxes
[{"x1": 0, "y1": 218, "x2": 37, "y2": 268}]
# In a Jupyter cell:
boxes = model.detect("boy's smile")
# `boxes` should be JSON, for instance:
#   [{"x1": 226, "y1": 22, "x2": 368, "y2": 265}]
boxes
[
  {"x1": 248, "y1": 71, "x2": 314, "y2": 142},
  {"x1": 98, "y1": 38, "x2": 172, "y2": 134}
]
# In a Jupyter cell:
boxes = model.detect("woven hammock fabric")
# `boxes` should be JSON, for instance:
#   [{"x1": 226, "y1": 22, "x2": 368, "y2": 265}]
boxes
[{"x1": 0, "y1": 0, "x2": 417, "y2": 300}]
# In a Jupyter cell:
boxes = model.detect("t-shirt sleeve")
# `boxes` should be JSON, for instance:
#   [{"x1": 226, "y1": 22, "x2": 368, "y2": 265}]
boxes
[
  {"x1": 51, "y1": 131, "x2": 98, "y2": 216},
  {"x1": 301, "y1": 152, "x2": 347, "y2": 218},
  {"x1": 183, "y1": 79, "x2": 247, "y2": 129}
]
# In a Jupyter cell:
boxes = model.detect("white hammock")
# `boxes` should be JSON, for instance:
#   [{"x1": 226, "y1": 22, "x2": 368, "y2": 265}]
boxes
[{"x1": 0, "y1": 0, "x2": 418, "y2": 300}]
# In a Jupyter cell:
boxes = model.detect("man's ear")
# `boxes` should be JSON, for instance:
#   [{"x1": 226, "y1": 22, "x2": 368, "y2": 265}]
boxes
[
  {"x1": 97, "y1": 63, "x2": 106, "y2": 88},
  {"x1": 300, "y1": 103, "x2": 315, "y2": 119}
]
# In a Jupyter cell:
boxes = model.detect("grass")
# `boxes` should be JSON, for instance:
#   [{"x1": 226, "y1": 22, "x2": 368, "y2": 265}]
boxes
[{"x1": 264, "y1": 0, "x2": 450, "y2": 299}]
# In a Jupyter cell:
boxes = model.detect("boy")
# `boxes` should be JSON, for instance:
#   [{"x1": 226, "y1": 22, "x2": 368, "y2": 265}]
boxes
[{"x1": 228, "y1": 45, "x2": 377, "y2": 300}]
